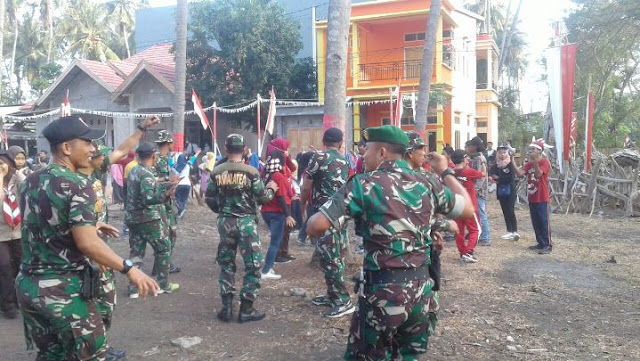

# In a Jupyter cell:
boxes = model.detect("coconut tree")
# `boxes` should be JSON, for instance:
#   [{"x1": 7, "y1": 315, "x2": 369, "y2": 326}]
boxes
[
  {"x1": 59, "y1": 0, "x2": 121, "y2": 62},
  {"x1": 14, "y1": 13, "x2": 48, "y2": 99},
  {"x1": 105, "y1": 0, "x2": 147, "y2": 58}
]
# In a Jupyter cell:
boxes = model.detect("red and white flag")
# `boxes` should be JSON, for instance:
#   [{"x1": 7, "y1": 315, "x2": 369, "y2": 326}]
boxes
[
  {"x1": 395, "y1": 88, "x2": 403, "y2": 127},
  {"x1": 61, "y1": 89, "x2": 71, "y2": 117},
  {"x1": 264, "y1": 88, "x2": 277, "y2": 135},
  {"x1": 192, "y1": 89, "x2": 210, "y2": 130}
]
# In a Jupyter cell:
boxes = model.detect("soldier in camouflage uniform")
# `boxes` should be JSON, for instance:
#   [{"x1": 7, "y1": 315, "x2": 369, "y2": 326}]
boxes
[
  {"x1": 307, "y1": 126, "x2": 475, "y2": 360},
  {"x1": 154, "y1": 130, "x2": 181, "y2": 274},
  {"x1": 16, "y1": 116, "x2": 158, "y2": 361},
  {"x1": 205, "y1": 134, "x2": 278, "y2": 323},
  {"x1": 300, "y1": 127, "x2": 353, "y2": 318},
  {"x1": 126, "y1": 142, "x2": 179, "y2": 297}
]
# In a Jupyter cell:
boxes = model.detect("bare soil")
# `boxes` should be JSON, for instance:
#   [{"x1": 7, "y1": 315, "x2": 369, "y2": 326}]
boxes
[{"x1": 2, "y1": 199, "x2": 639, "y2": 361}]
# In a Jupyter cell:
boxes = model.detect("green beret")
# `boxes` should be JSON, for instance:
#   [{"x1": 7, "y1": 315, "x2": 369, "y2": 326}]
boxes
[{"x1": 362, "y1": 125, "x2": 409, "y2": 148}]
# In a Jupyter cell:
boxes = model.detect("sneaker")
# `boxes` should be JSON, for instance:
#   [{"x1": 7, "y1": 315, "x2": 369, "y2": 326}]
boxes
[
  {"x1": 274, "y1": 257, "x2": 292, "y2": 264},
  {"x1": 128, "y1": 285, "x2": 139, "y2": 299},
  {"x1": 105, "y1": 348, "x2": 126, "y2": 361},
  {"x1": 312, "y1": 295, "x2": 332, "y2": 306},
  {"x1": 355, "y1": 245, "x2": 365, "y2": 255},
  {"x1": 260, "y1": 269, "x2": 282, "y2": 280},
  {"x1": 2, "y1": 307, "x2": 18, "y2": 319},
  {"x1": 158, "y1": 283, "x2": 180, "y2": 294},
  {"x1": 284, "y1": 254, "x2": 297, "y2": 261},
  {"x1": 325, "y1": 300, "x2": 355, "y2": 318},
  {"x1": 501, "y1": 233, "x2": 515, "y2": 240},
  {"x1": 511, "y1": 232, "x2": 520, "y2": 241},
  {"x1": 528, "y1": 244, "x2": 543, "y2": 250},
  {"x1": 478, "y1": 240, "x2": 492, "y2": 246},
  {"x1": 461, "y1": 253, "x2": 477, "y2": 263},
  {"x1": 538, "y1": 246, "x2": 553, "y2": 255},
  {"x1": 169, "y1": 263, "x2": 181, "y2": 274},
  {"x1": 177, "y1": 209, "x2": 186, "y2": 219}
]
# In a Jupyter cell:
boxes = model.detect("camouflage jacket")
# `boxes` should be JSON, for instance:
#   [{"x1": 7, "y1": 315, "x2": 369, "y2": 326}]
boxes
[
  {"x1": 205, "y1": 160, "x2": 274, "y2": 217},
  {"x1": 305, "y1": 149, "x2": 349, "y2": 213},
  {"x1": 154, "y1": 154, "x2": 170, "y2": 182},
  {"x1": 125, "y1": 163, "x2": 168, "y2": 224},
  {"x1": 19, "y1": 163, "x2": 97, "y2": 275},
  {"x1": 320, "y1": 159, "x2": 463, "y2": 271}
]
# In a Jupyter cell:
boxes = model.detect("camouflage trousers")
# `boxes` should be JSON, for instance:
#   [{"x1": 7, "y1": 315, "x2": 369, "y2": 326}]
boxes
[
  {"x1": 345, "y1": 278, "x2": 435, "y2": 361},
  {"x1": 165, "y1": 201, "x2": 178, "y2": 251},
  {"x1": 314, "y1": 227, "x2": 350, "y2": 305},
  {"x1": 216, "y1": 216, "x2": 262, "y2": 302},
  {"x1": 15, "y1": 272, "x2": 108, "y2": 361},
  {"x1": 96, "y1": 270, "x2": 116, "y2": 331},
  {"x1": 128, "y1": 220, "x2": 171, "y2": 289},
  {"x1": 427, "y1": 291, "x2": 439, "y2": 337}
]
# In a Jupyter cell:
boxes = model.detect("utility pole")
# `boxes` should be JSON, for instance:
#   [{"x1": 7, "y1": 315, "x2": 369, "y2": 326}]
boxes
[
  {"x1": 323, "y1": 0, "x2": 352, "y2": 134},
  {"x1": 0, "y1": 0, "x2": 4, "y2": 103},
  {"x1": 415, "y1": 0, "x2": 442, "y2": 136},
  {"x1": 173, "y1": 0, "x2": 188, "y2": 152}
]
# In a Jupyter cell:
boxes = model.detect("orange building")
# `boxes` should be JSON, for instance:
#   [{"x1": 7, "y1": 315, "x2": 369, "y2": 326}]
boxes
[{"x1": 315, "y1": 0, "x2": 500, "y2": 150}]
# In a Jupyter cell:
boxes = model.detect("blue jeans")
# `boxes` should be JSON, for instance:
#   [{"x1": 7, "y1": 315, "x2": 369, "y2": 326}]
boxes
[
  {"x1": 175, "y1": 185, "x2": 191, "y2": 214},
  {"x1": 529, "y1": 202, "x2": 552, "y2": 248},
  {"x1": 261, "y1": 212, "x2": 285, "y2": 273},
  {"x1": 477, "y1": 198, "x2": 491, "y2": 243}
]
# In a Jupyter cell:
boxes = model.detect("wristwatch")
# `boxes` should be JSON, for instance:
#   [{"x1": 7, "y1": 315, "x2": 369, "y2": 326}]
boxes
[
  {"x1": 121, "y1": 259, "x2": 134, "y2": 275},
  {"x1": 137, "y1": 124, "x2": 146, "y2": 132},
  {"x1": 440, "y1": 168, "x2": 456, "y2": 180}
]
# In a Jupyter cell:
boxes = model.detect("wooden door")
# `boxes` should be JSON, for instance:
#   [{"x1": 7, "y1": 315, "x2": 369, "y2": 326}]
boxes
[{"x1": 287, "y1": 128, "x2": 324, "y2": 156}]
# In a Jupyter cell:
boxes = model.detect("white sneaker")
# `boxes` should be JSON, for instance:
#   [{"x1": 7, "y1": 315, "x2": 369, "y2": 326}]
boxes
[
  {"x1": 261, "y1": 269, "x2": 282, "y2": 280},
  {"x1": 511, "y1": 232, "x2": 520, "y2": 241},
  {"x1": 501, "y1": 233, "x2": 514, "y2": 240},
  {"x1": 462, "y1": 253, "x2": 478, "y2": 263}
]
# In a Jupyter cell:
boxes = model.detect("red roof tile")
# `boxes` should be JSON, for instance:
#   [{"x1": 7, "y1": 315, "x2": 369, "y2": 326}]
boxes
[{"x1": 79, "y1": 59, "x2": 126, "y2": 90}]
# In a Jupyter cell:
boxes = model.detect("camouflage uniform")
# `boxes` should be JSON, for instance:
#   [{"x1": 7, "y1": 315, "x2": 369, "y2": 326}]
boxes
[
  {"x1": 125, "y1": 163, "x2": 172, "y2": 289},
  {"x1": 306, "y1": 149, "x2": 350, "y2": 306},
  {"x1": 205, "y1": 160, "x2": 274, "y2": 302},
  {"x1": 154, "y1": 154, "x2": 178, "y2": 253},
  {"x1": 319, "y1": 159, "x2": 463, "y2": 360},
  {"x1": 16, "y1": 163, "x2": 109, "y2": 360}
]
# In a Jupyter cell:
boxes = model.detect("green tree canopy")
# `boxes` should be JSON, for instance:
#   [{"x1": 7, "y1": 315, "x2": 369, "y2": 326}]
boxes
[{"x1": 187, "y1": 0, "x2": 309, "y2": 114}]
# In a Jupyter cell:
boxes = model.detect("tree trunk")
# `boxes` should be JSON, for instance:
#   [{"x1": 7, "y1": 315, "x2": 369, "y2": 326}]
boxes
[
  {"x1": 323, "y1": 0, "x2": 351, "y2": 133},
  {"x1": 497, "y1": 0, "x2": 513, "y2": 70},
  {"x1": 46, "y1": 0, "x2": 53, "y2": 63},
  {"x1": 10, "y1": 16, "x2": 18, "y2": 95},
  {"x1": 123, "y1": 26, "x2": 131, "y2": 58},
  {"x1": 173, "y1": 0, "x2": 188, "y2": 152},
  {"x1": 0, "y1": 0, "x2": 5, "y2": 102},
  {"x1": 415, "y1": 0, "x2": 442, "y2": 135},
  {"x1": 498, "y1": 0, "x2": 523, "y2": 81}
]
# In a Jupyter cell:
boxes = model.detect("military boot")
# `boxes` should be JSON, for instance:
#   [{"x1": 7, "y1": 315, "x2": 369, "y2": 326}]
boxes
[
  {"x1": 217, "y1": 294, "x2": 234, "y2": 322},
  {"x1": 238, "y1": 299, "x2": 265, "y2": 323}
]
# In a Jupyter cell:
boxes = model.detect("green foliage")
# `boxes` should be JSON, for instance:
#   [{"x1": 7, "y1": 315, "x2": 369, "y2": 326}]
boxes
[
  {"x1": 187, "y1": 0, "x2": 307, "y2": 129},
  {"x1": 565, "y1": 0, "x2": 640, "y2": 149},
  {"x1": 31, "y1": 63, "x2": 62, "y2": 96}
]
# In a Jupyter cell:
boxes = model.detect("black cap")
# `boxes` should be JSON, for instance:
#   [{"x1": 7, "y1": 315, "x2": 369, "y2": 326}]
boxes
[
  {"x1": 451, "y1": 149, "x2": 468, "y2": 165},
  {"x1": 42, "y1": 116, "x2": 104, "y2": 145},
  {"x1": 0, "y1": 150, "x2": 16, "y2": 168},
  {"x1": 323, "y1": 127, "x2": 343, "y2": 144},
  {"x1": 136, "y1": 142, "x2": 156, "y2": 157}
]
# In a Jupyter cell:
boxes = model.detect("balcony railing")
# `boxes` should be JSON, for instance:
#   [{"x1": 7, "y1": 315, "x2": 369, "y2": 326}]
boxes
[{"x1": 359, "y1": 60, "x2": 423, "y2": 82}]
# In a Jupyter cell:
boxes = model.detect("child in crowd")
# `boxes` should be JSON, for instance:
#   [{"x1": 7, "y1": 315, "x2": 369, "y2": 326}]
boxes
[{"x1": 452, "y1": 150, "x2": 485, "y2": 264}]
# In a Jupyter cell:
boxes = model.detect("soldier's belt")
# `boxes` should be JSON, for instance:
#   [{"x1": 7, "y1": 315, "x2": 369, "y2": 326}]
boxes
[{"x1": 364, "y1": 265, "x2": 429, "y2": 285}]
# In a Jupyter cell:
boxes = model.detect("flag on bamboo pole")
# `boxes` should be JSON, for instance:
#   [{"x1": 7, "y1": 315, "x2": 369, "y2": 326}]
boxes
[
  {"x1": 192, "y1": 89, "x2": 210, "y2": 130},
  {"x1": 585, "y1": 91, "x2": 595, "y2": 171},
  {"x1": 61, "y1": 89, "x2": 71, "y2": 117},
  {"x1": 395, "y1": 88, "x2": 403, "y2": 127},
  {"x1": 265, "y1": 88, "x2": 277, "y2": 136}
]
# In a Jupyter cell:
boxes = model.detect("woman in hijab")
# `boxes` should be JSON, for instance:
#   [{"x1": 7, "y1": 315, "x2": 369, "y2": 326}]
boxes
[
  {"x1": 490, "y1": 144, "x2": 522, "y2": 241},
  {"x1": 174, "y1": 154, "x2": 194, "y2": 218},
  {"x1": 0, "y1": 150, "x2": 25, "y2": 319},
  {"x1": 198, "y1": 152, "x2": 216, "y2": 197}
]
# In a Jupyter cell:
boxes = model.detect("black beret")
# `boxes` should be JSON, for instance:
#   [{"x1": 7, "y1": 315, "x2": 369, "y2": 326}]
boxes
[{"x1": 42, "y1": 116, "x2": 104, "y2": 145}]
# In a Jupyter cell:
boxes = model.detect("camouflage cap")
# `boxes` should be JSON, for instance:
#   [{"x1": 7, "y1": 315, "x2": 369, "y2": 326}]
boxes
[
  {"x1": 405, "y1": 131, "x2": 426, "y2": 150},
  {"x1": 92, "y1": 144, "x2": 112, "y2": 158},
  {"x1": 225, "y1": 134, "x2": 244, "y2": 148},
  {"x1": 154, "y1": 130, "x2": 173, "y2": 143},
  {"x1": 362, "y1": 125, "x2": 409, "y2": 148}
]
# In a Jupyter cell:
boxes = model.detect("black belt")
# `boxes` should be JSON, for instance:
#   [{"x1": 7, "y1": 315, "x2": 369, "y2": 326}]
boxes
[{"x1": 364, "y1": 265, "x2": 429, "y2": 284}]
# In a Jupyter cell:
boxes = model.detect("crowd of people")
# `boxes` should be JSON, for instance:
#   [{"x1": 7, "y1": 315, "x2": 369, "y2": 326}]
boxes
[{"x1": 0, "y1": 114, "x2": 554, "y2": 361}]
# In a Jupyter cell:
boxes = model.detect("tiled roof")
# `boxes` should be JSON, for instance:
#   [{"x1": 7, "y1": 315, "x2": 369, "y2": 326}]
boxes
[{"x1": 78, "y1": 59, "x2": 125, "y2": 90}]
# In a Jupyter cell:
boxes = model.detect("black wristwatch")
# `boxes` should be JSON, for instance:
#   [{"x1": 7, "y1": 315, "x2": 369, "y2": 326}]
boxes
[
  {"x1": 121, "y1": 259, "x2": 133, "y2": 275},
  {"x1": 440, "y1": 168, "x2": 456, "y2": 181},
  {"x1": 137, "y1": 124, "x2": 146, "y2": 132}
]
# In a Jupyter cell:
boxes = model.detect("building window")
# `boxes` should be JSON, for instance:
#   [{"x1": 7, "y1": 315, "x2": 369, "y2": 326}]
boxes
[
  {"x1": 443, "y1": 44, "x2": 455, "y2": 68},
  {"x1": 381, "y1": 117, "x2": 391, "y2": 126},
  {"x1": 404, "y1": 32, "x2": 425, "y2": 42},
  {"x1": 427, "y1": 116, "x2": 437, "y2": 124},
  {"x1": 443, "y1": 29, "x2": 454, "y2": 39},
  {"x1": 477, "y1": 121, "x2": 487, "y2": 128},
  {"x1": 454, "y1": 115, "x2": 460, "y2": 124},
  {"x1": 455, "y1": 131, "x2": 461, "y2": 149}
]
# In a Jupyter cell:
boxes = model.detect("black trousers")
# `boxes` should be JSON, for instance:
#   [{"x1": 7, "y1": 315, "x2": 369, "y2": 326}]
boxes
[
  {"x1": 0, "y1": 239, "x2": 21, "y2": 311},
  {"x1": 498, "y1": 192, "x2": 518, "y2": 233}
]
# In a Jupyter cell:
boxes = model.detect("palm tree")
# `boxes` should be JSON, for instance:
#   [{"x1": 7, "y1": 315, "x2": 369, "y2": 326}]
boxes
[
  {"x1": 6, "y1": 0, "x2": 23, "y2": 89},
  {"x1": 105, "y1": 0, "x2": 147, "y2": 58},
  {"x1": 59, "y1": 1, "x2": 121, "y2": 62},
  {"x1": 0, "y1": 0, "x2": 5, "y2": 102},
  {"x1": 14, "y1": 13, "x2": 48, "y2": 99},
  {"x1": 39, "y1": 0, "x2": 56, "y2": 63}
]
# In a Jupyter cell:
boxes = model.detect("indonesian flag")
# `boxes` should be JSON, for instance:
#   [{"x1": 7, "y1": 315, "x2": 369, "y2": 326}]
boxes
[
  {"x1": 545, "y1": 43, "x2": 577, "y2": 173},
  {"x1": 61, "y1": 89, "x2": 71, "y2": 117},
  {"x1": 264, "y1": 88, "x2": 276, "y2": 135},
  {"x1": 192, "y1": 89, "x2": 210, "y2": 130}
]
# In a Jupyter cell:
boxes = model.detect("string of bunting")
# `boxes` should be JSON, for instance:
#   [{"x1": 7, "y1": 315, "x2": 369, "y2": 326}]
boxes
[{"x1": 3, "y1": 96, "x2": 414, "y2": 121}]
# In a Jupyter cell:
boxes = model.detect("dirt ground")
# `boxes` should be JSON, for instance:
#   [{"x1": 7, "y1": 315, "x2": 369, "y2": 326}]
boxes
[{"x1": 2, "y1": 198, "x2": 639, "y2": 361}]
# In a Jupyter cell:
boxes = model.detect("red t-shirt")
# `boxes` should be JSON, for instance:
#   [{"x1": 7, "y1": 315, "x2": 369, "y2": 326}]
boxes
[
  {"x1": 523, "y1": 158, "x2": 551, "y2": 203},
  {"x1": 455, "y1": 166, "x2": 484, "y2": 210},
  {"x1": 261, "y1": 171, "x2": 288, "y2": 213},
  {"x1": 356, "y1": 157, "x2": 365, "y2": 174}
]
